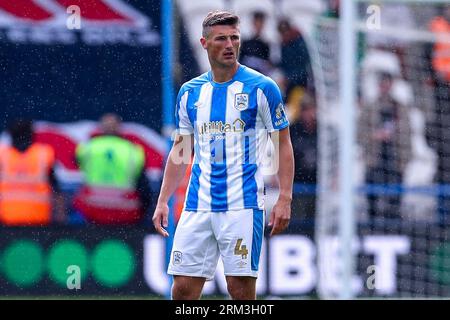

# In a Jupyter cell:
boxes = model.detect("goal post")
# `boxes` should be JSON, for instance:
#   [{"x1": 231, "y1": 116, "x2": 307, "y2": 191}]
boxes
[{"x1": 338, "y1": 0, "x2": 357, "y2": 300}]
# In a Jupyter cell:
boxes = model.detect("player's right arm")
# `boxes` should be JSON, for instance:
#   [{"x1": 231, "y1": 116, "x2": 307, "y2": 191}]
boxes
[{"x1": 152, "y1": 133, "x2": 193, "y2": 237}]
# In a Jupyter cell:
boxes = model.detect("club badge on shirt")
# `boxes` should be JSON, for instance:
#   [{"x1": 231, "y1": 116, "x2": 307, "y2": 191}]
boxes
[{"x1": 234, "y1": 93, "x2": 249, "y2": 111}]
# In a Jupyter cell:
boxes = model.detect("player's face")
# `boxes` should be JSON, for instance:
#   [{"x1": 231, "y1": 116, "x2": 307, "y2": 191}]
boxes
[{"x1": 201, "y1": 24, "x2": 240, "y2": 68}]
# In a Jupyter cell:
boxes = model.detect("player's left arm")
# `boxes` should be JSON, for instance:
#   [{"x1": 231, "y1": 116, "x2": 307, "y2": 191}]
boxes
[{"x1": 268, "y1": 127, "x2": 294, "y2": 236}]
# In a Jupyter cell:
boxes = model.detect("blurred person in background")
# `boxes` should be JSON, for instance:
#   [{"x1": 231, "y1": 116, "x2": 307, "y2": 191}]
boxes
[
  {"x1": 239, "y1": 10, "x2": 272, "y2": 75},
  {"x1": 73, "y1": 113, "x2": 152, "y2": 225},
  {"x1": 358, "y1": 71, "x2": 412, "y2": 221},
  {"x1": 277, "y1": 17, "x2": 313, "y2": 114},
  {"x1": 0, "y1": 119, "x2": 65, "y2": 226},
  {"x1": 425, "y1": 6, "x2": 450, "y2": 224},
  {"x1": 288, "y1": 92, "x2": 318, "y2": 221}
]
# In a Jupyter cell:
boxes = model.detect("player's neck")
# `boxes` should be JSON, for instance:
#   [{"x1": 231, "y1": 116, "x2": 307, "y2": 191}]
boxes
[{"x1": 211, "y1": 63, "x2": 240, "y2": 83}]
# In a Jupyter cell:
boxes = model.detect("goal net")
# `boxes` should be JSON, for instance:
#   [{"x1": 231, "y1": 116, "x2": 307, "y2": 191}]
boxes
[{"x1": 313, "y1": 0, "x2": 450, "y2": 298}]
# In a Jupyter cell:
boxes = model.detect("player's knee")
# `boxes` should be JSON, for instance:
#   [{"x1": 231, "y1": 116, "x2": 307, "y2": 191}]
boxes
[
  {"x1": 227, "y1": 278, "x2": 255, "y2": 300},
  {"x1": 171, "y1": 277, "x2": 203, "y2": 300},
  {"x1": 172, "y1": 282, "x2": 196, "y2": 300},
  {"x1": 227, "y1": 283, "x2": 247, "y2": 299}
]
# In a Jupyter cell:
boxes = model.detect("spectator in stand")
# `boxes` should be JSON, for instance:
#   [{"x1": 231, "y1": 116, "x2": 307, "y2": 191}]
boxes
[
  {"x1": 0, "y1": 119, "x2": 65, "y2": 226},
  {"x1": 277, "y1": 17, "x2": 313, "y2": 112},
  {"x1": 425, "y1": 6, "x2": 450, "y2": 224},
  {"x1": 358, "y1": 71, "x2": 412, "y2": 221},
  {"x1": 289, "y1": 92, "x2": 318, "y2": 220},
  {"x1": 73, "y1": 113, "x2": 152, "y2": 225},
  {"x1": 239, "y1": 10, "x2": 272, "y2": 75}
]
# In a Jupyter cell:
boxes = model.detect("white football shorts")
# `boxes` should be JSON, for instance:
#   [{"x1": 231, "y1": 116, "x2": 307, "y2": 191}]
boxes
[{"x1": 167, "y1": 209, "x2": 265, "y2": 280}]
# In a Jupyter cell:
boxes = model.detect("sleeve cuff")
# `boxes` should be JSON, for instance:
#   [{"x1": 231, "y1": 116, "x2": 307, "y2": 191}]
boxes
[{"x1": 268, "y1": 122, "x2": 290, "y2": 133}]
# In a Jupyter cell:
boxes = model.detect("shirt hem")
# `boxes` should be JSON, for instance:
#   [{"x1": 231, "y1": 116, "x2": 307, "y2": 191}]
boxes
[{"x1": 183, "y1": 206, "x2": 264, "y2": 213}]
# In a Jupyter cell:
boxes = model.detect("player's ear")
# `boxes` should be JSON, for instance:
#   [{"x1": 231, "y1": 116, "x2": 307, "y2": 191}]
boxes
[{"x1": 200, "y1": 37, "x2": 207, "y2": 49}]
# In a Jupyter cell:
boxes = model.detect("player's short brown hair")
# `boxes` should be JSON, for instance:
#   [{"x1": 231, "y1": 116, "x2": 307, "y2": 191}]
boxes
[{"x1": 202, "y1": 11, "x2": 240, "y2": 38}]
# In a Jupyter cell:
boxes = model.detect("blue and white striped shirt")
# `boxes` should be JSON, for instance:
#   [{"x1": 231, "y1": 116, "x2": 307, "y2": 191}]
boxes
[{"x1": 175, "y1": 65, "x2": 289, "y2": 212}]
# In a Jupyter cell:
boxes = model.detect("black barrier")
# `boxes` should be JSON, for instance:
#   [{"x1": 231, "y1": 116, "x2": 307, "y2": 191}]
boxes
[
  {"x1": 0, "y1": 222, "x2": 449, "y2": 298},
  {"x1": 0, "y1": 226, "x2": 149, "y2": 296}
]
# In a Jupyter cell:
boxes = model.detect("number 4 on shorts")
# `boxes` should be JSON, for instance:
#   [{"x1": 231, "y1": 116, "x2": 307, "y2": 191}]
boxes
[{"x1": 234, "y1": 238, "x2": 248, "y2": 259}]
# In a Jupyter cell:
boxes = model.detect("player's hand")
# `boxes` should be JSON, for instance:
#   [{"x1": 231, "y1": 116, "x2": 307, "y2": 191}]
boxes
[
  {"x1": 268, "y1": 197, "x2": 291, "y2": 236},
  {"x1": 152, "y1": 203, "x2": 170, "y2": 237}
]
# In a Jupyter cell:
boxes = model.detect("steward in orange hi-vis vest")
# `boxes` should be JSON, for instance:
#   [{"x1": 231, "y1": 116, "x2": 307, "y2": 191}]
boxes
[
  {"x1": 0, "y1": 143, "x2": 55, "y2": 225},
  {"x1": 430, "y1": 16, "x2": 450, "y2": 82}
]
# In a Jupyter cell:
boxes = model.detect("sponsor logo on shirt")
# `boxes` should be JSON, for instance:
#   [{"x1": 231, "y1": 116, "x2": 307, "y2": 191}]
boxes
[{"x1": 197, "y1": 118, "x2": 246, "y2": 135}]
